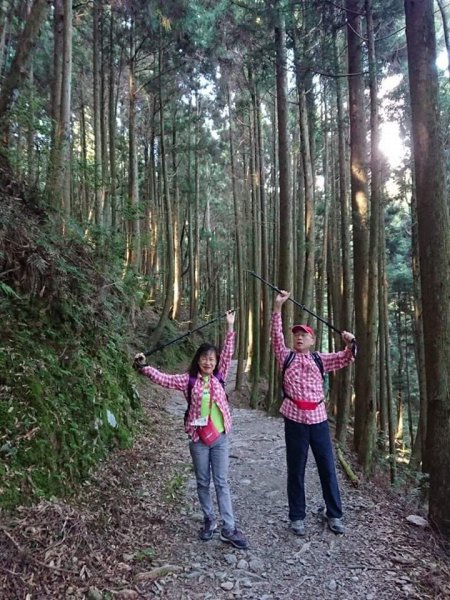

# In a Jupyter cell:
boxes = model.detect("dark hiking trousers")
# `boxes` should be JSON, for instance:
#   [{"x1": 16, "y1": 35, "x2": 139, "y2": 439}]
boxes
[{"x1": 284, "y1": 417, "x2": 342, "y2": 521}]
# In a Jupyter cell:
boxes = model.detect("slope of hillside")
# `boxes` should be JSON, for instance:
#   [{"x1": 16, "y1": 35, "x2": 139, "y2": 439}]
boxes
[{"x1": 0, "y1": 162, "x2": 141, "y2": 508}]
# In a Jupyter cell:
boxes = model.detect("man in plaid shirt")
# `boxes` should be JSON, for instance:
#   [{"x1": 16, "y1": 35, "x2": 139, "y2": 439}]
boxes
[{"x1": 271, "y1": 291, "x2": 356, "y2": 535}]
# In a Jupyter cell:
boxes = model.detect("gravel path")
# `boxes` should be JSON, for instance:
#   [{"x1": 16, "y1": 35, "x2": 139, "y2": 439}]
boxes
[
  {"x1": 2, "y1": 363, "x2": 448, "y2": 599},
  {"x1": 148, "y1": 363, "x2": 446, "y2": 600}
]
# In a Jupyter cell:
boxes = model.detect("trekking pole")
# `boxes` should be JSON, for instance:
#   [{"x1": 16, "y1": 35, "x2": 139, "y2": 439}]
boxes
[
  {"x1": 248, "y1": 271, "x2": 343, "y2": 335},
  {"x1": 143, "y1": 309, "x2": 237, "y2": 357}
]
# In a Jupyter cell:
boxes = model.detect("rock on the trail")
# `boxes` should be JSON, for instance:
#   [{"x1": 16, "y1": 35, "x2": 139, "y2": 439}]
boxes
[
  {"x1": 87, "y1": 589, "x2": 102, "y2": 600},
  {"x1": 115, "y1": 591, "x2": 139, "y2": 600},
  {"x1": 237, "y1": 558, "x2": 249, "y2": 569},
  {"x1": 328, "y1": 579, "x2": 338, "y2": 591},
  {"x1": 224, "y1": 553, "x2": 238, "y2": 566},
  {"x1": 221, "y1": 580, "x2": 234, "y2": 590},
  {"x1": 406, "y1": 514, "x2": 428, "y2": 527},
  {"x1": 249, "y1": 558, "x2": 264, "y2": 572}
]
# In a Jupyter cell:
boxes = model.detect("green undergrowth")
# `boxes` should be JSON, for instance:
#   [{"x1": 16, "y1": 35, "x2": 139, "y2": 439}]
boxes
[
  {"x1": 0, "y1": 191, "x2": 145, "y2": 509},
  {"x1": 0, "y1": 315, "x2": 140, "y2": 508}
]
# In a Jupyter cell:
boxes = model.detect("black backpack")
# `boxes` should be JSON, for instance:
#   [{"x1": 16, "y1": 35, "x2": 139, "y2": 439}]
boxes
[{"x1": 281, "y1": 351, "x2": 325, "y2": 400}]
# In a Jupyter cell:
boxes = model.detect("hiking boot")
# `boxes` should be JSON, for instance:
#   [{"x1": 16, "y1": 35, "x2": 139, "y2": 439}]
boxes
[
  {"x1": 327, "y1": 517, "x2": 345, "y2": 534},
  {"x1": 220, "y1": 527, "x2": 248, "y2": 550},
  {"x1": 290, "y1": 519, "x2": 305, "y2": 536},
  {"x1": 324, "y1": 510, "x2": 344, "y2": 534},
  {"x1": 199, "y1": 519, "x2": 217, "y2": 541}
]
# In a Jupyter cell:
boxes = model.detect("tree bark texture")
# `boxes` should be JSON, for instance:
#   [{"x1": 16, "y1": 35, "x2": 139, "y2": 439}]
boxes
[{"x1": 405, "y1": 0, "x2": 450, "y2": 536}]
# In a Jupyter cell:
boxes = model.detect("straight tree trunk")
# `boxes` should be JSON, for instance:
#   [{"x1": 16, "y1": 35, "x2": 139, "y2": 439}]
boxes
[
  {"x1": 405, "y1": 0, "x2": 450, "y2": 536},
  {"x1": 46, "y1": 0, "x2": 64, "y2": 194},
  {"x1": 334, "y1": 25, "x2": 352, "y2": 445},
  {"x1": 59, "y1": 0, "x2": 72, "y2": 218},
  {"x1": 436, "y1": 0, "x2": 450, "y2": 81},
  {"x1": 346, "y1": 0, "x2": 370, "y2": 454},
  {"x1": 0, "y1": 0, "x2": 49, "y2": 141},
  {"x1": 249, "y1": 78, "x2": 261, "y2": 408},
  {"x1": 409, "y1": 191, "x2": 428, "y2": 470},
  {"x1": 255, "y1": 86, "x2": 270, "y2": 373},
  {"x1": 109, "y1": 10, "x2": 117, "y2": 231},
  {"x1": 148, "y1": 39, "x2": 175, "y2": 346},
  {"x1": 293, "y1": 33, "x2": 315, "y2": 323},
  {"x1": 359, "y1": 0, "x2": 380, "y2": 473},
  {"x1": 93, "y1": 0, "x2": 103, "y2": 227},
  {"x1": 46, "y1": 0, "x2": 71, "y2": 217},
  {"x1": 0, "y1": 1, "x2": 9, "y2": 78},
  {"x1": 127, "y1": 17, "x2": 140, "y2": 268},
  {"x1": 275, "y1": 4, "x2": 293, "y2": 334},
  {"x1": 171, "y1": 106, "x2": 182, "y2": 320},
  {"x1": 380, "y1": 226, "x2": 396, "y2": 483}
]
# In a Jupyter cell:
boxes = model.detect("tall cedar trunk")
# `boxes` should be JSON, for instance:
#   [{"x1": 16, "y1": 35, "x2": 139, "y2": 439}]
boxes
[
  {"x1": 294, "y1": 143, "x2": 305, "y2": 319},
  {"x1": 266, "y1": 97, "x2": 280, "y2": 414},
  {"x1": 334, "y1": 25, "x2": 352, "y2": 444},
  {"x1": 171, "y1": 106, "x2": 181, "y2": 320},
  {"x1": 256, "y1": 86, "x2": 270, "y2": 373},
  {"x1": 47, "y1": 0, "x2": 63, "y2": 193},
  {"x1": 60, "y1": 0, "x2": 72, "y2": 218},
  {"x1": 0, "y1": 1, "x2": 9, "y2": 78},
  {"x1": 380, "y1": 223, "x2": 396, "y2": 483},
  {"x1": 149, "y1": 43, "x2": 175, "y2": 347},
  {"x1": 359, "y1": 0, "x2": 380, "y2": 472},
  {"x1": 327, "y1": 194, "x2": 342, "y2": 384},
  {"x1": 409, "y1": 191, "x2": 428, "y2": 469},
  {"x1": 275, "y1": 5, "x2": 293, "y2": 334},
  {"x1": 79, "y1": 85, "x2": 89, "y2": 221},
  {"x1": 0, "y1": 0, "x2": 48, "y2": 142},
  {"x1": 436, "y1": 0, "x2": 450, "y2": 81},
  {"x1": 377, "y1": 214, "x2": 387, "y2": 447},
  {"x1": 127, "y1": 18, "x2": 140, "y2": 268},
  {"x1": 189, "y1": 93, "x2": 200, "y2": 325},
  {"x1": 26, "y1": 63, "x2": 34, "y2": 186},
  {"x1": 294, "y1": 51, "x2": 315, "y2": 323},
  {"x1": 93, "y1": 0, "x2": 103, "y2": 227},
  {"x1": 395, "y1": 302, "x2": 404, "y2": 441},
  {"x1": 109, "y1": 11, "x2": 117, "y2": 231},
  {"x1": 405, "y1": 0, "x2": 450, "y2": 536},
  {"x1": 346, "y1": 0, "x2": 370, "y2": 453},
  {"x1": 47, "y1": 0, "x2": 71, "y2": 216},
  {"x1": 100, "y1": 2, "x2": 109, "y2": 228},
  {"x1": 316, "y1": 108, "x2": 330, "y2": 350},
  {"x1": 404, "y1": 310, "x2": 414, "y2": 449},
  {"x1": 148, "y1": 124, "x2": 158, "y2": 283},
  {"x1": 249, "y1": 76, "x2": 261, "y2": 409},
  {"x1": 227, "y1": 87, "x2": 246, "y2": 390}
]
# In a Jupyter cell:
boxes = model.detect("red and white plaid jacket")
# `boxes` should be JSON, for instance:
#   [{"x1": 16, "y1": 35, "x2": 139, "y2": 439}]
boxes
[
  {"x1": 271, "y1": 312, "x2": 354, "y2": 425},
  {"x1": 140, "y1": 331, "x2": 235, "y2": 441}
]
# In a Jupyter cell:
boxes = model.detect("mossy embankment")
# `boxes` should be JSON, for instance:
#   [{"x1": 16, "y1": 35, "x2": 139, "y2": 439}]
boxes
[{"x1": 0, "y1": 166, "x2": 188, "y2": 510}]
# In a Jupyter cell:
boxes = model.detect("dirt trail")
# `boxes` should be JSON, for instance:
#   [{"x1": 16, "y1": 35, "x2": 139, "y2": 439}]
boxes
[
  {"x1": 1, "y1": 362, "x2": 449, "y2": 599},
  {"x1": 150, "y1": 362, "x2": 448, "y2": 600}
]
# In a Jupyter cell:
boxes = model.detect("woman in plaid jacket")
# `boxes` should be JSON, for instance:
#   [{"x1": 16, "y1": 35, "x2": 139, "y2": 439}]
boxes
[{"x1": 134, "y1": 310, "x2": 247, "y2": 550}]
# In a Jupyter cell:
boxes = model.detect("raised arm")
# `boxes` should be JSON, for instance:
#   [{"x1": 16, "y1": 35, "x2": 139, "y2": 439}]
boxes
[
  {"x1": 270, "y1": 291, "x2": 291, "y2": 366},
  {"x1": 216, "y1": 310, "x2": 236, "y2": 381},
  {"x1": 319, "y1": 331, "x2": 356, "y2": 372},
  {"x1": 134, "y1": 354, "x2": 189, "y2": 391}
]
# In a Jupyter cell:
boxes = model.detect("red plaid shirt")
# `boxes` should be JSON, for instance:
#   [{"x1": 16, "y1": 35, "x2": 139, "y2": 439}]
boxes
[
  {"x1": 271, "y1": 312, "x2": 355, "y2": 425},
  {"x1": 140, "y1": 332, "x2": 235, "y2": 441}
]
